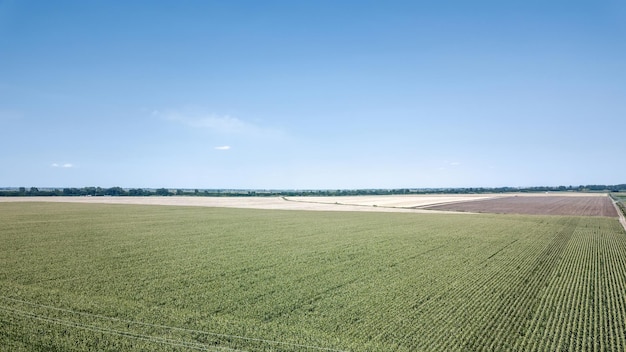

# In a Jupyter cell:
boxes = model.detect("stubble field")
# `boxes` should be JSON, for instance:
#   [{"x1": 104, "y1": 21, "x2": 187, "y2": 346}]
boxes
[
  {"x1": 1, "y1": 196, "x2": 625, "y2": 351},
  {"x1": 0, "y1": 194, "x2": 498, "y2": 213}
]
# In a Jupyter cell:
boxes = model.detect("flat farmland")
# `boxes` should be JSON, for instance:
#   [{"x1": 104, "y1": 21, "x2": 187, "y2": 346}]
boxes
[
  {"x1": 285, "y1": 194, "x2": 504, "y2": 209},
  {"x1": 424, "y1": 194, "x2": 619, "y2": 217},
  {"x1": 2, "y1": 202, "x2": 626, "y2": 351},
  {"x1": 0, "y1": 195, "x2": 502, "y2": 213}
]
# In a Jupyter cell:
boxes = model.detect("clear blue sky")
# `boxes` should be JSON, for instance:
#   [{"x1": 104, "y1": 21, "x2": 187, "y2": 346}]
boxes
[{"x1": 1, "y1": 0, "x2": 625, "y2": 189}]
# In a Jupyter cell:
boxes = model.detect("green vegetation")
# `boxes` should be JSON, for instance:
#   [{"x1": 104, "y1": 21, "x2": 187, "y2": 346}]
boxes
[
  {"x1": 611, "y1": 193, "x2": 626, "y2": 202},
  {"x1": 610, "y1": 193, "x2": 626, "y2": 217},
  {"x1": 2, "y1": 183, "x2": 626, "y2": 197},
  {"x1": 1, "y1": 202, "x2": 626, "y2": 351}
]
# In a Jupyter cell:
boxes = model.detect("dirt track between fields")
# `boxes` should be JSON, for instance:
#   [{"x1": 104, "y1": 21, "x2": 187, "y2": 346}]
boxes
[{"x1": 613, "y1": 200, "x2": 626, "y2": 231}]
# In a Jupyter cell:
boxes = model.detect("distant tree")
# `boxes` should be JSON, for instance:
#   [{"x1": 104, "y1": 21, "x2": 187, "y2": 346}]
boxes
[
  {"x1": 156, "y1": 188, "x2": 170, "y2": 196},
  {"x1": 128, "y1": 188, "x2": 147, "y2": 196},
  {"x1": 63, "y1": 188, "x2": 86, "y2": 196},
  {"x1": 104, "y1": 187, "x2": 127, "y2": 196},
  {"x1": 82, "y1": 187, "x2": 97, "y2": 196},
  {"x1": 176, "y1": 189, "x2": 184, "y2": 196}
]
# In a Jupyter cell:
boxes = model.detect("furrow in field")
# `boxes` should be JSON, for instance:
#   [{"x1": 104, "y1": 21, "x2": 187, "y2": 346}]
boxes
[
  {"x1": 458, "y1": 218, "x2": 577, "y2": 351},
  {"x1": 522, "y1": 220, "x2": 626, "y2": 351},
  {"x1": 403, "y1": 222, "x2": 554, "y2": 350}
]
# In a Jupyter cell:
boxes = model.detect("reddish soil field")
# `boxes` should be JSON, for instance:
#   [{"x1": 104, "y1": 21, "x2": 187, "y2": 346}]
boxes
[{"x1": 424, "y1": 195, "x2": 619, "y2": 217}]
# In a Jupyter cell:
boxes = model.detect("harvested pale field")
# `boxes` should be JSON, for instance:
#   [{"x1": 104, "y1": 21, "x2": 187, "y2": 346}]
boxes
[
  {"x1": 286, "y1": 194, "x2": 503, "y2": 208},
  {"x1": 0, "y1": 195, "x2": 502, "y2": 213},
  {"x1": 425, "y1": 194, "x2": 618, "y2": 217}
]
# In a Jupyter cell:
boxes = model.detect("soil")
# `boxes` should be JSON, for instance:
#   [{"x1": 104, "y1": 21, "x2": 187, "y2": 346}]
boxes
[{"x1": 424, "y1": 195, "x2": 618, "y2": 217}]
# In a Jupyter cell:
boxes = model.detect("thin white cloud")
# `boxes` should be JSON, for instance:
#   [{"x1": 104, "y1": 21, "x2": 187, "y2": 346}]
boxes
[
  {"x1": 154, "y1": 109, "x2": 282, "y2": 137},
  {"x1": 439, "y1": 161, "x2": 461, "y2": 171},
  {"x1": 51, "y1": 163, "x2": 74, "y2": 168},
  {"x1": 198, "y1": 116, "x2": 245, "y2": 132},
  {"x1": 214, "y1": 146, "x2": 231, "y2": 150}
]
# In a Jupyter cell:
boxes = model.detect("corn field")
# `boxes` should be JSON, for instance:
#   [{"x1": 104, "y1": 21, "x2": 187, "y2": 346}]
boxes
[{"x1": 1, "y1": 202, "x2": 625, "y2": 351}]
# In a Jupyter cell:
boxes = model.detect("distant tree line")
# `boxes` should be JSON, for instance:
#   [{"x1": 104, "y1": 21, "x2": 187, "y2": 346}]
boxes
[
  {"x1": 1, "y1": 184, "x2": 625, "y2": 197},
  {"x1": 0, "y1": 187, "x2": 153, "y2": 197}
]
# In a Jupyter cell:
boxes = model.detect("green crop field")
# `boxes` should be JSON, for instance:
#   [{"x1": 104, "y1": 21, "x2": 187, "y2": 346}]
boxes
[
  {"x1": 610, "y1": 193, "x2": 626, "y2": 217},
  {"x1": 612, "y1": 193, "x2": 626, "y2": 202},
  {"x1": 1, "y1": 202, "x2": 626, "y2": 351}
]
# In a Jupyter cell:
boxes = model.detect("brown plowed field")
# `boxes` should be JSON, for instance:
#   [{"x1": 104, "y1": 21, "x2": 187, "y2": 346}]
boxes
[{"x1": 424, "y1": 195, "x2": 618, "y2": 217}]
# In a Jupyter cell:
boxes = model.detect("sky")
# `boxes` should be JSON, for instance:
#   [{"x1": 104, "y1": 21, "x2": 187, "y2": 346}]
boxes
[{"x1": 1, "y1": 0, "x2": 625, "y2": 189}]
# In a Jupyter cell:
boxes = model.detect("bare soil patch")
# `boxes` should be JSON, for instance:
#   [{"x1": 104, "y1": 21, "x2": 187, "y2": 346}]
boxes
[{"x1": 424, "y1": 195, "x2": 618, "y2": 217}]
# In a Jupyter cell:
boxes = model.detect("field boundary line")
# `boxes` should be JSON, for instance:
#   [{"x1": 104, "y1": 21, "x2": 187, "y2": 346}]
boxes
[
  {"x1": 609, "y1": 195, "x2": 626, "y2": 232},
  {"x1": 416, "y1": 195, "x2": 508, "y2": 209},
  {"x1": 0, "y1": 305, "x2": 243, "y2": 352},
  {"x1": 282, "y1": 196, "x2": 487, "y2": 214},
  {"x1": 282, "y1": 196, "x2": 386, "y2": 209},
  {"x1": 0, "y1": 295, "x2": 350, "y2": 352},
  {"x1": 282, "y1": 196, "x2": 437, "y2": 212}
]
